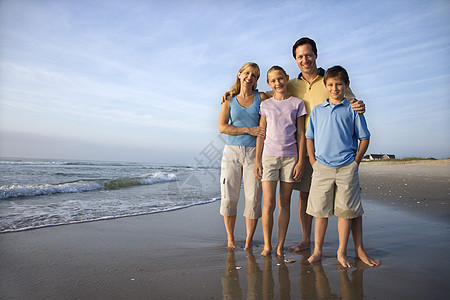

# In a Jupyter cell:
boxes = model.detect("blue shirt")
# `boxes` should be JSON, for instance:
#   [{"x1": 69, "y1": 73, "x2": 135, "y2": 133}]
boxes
[
  {"x1": 306, "y1": 98, "x2": 370, "y2": 168},
  {"x1": 227, "y1": 91, "x2": 261, "y2": 147}
]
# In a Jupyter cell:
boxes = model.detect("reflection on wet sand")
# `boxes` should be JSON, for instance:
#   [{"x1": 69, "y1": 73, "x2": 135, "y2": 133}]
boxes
[
  {"x1": 222, "y1": 249, "x2": 367, "y2": 299},
  {"x1": 246, "y1": 251, "x2": 263, "y2": 299},
  {"x1": 277, "y1": 255, "x2": 291, "y2": 299},
  {"x1": 298, "y1": 250, "x2": 337, "y2": 299},
  {"x1": 338, "y1": 260, "x2": 368, "y2": 300},
  {"x1": 222, "y1": 249, "x2": 243, "y2": 299}
]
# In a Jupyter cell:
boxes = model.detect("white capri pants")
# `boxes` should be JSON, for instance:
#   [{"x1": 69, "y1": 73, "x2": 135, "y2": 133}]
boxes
[{"x1": 220, "y1": 145, "x2": 262, "y2": 219}]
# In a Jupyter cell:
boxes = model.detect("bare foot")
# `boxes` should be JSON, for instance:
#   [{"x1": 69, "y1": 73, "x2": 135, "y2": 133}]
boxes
[
  {"x1": 244, "y1": 239, "x2": 253, "y2": 251},
  {"x1": 276, "y1": 245, "x2": 285, "y2": 257},
  {"x1": 227, "y1": 240, "x2": 236, "y2": 249},
  {"x1": 289, "y1": 240, "x2": 311, "y2": 252},
  {"x1": 337, "y1": 251, "x2": 353, "y2": 268},
  {"x1": 307, "y1": 251, "x2": 322, "y2": 264},
  {"x1": 355, "y1": 247, "x2": 380, "y2": 267},
  {"x1": 261, "y1": 246, "x2": 272, "y2": 256},
  {"x1": 354, "y1": 258, "x2": 371, "y2": 270}
]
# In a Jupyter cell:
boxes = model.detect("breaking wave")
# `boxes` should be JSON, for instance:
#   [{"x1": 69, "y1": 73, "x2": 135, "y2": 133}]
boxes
[{"x1": 0, "y1": 173, "x2": 177, "y2": 200}]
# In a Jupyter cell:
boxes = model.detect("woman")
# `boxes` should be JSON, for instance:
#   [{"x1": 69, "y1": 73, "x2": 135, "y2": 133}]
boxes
[{"x1": 218, "y1": 62, "x2": 268, "y2": 250}]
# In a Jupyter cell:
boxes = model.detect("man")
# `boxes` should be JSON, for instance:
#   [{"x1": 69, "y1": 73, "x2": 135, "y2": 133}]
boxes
[{"x1": 287, "y1": 37, "x2": 378, "y2": 266}]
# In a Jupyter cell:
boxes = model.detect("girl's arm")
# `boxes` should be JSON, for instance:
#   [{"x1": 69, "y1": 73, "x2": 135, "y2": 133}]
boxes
[
  {"x1": 254, "y1": 116, "x2": 266, "y2": 180},
  {"x1": 355, "y1": 138, "x2": 370, "y2": 164},
  {"x1": 218, "y1": 99, "x2": 263, "y2": 136},
  {"x1": 293, "y1": 116, "x2": 306, "y2": 180}
]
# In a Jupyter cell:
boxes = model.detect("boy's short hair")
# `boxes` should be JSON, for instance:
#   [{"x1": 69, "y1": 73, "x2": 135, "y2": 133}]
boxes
[
  {"x1": 324, "y1": 66, "x2": 350, "y2": 85},
  {"x1": 267, "y1": 65, "x2": 287, "y2": 81},
  {"x1": 292, "y1": 37, "x2": 317, "y2": 58}
]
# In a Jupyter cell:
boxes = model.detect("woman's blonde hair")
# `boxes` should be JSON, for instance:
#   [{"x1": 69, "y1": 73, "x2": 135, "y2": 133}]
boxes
[{"x1": 230, "y1": 62, "x2": 260, "y2": 95}]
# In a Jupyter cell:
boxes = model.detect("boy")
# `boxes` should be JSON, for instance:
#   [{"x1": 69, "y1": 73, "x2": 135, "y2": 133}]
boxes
[
  {"x1": 254, "y1": 66, "x2": 307, "y2": 256},
  {"x1": 305, "y1": 66, "x2": 379, "y2": 267}
]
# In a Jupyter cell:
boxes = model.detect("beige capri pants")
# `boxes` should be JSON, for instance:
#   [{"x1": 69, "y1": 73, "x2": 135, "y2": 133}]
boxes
[{"x1": 220, "y1": 145, "x2": 262, "y2": 219}]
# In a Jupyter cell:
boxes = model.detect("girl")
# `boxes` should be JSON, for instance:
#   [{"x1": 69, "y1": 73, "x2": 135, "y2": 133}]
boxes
[{"x1": 254, "y1": 66, "x2": 307, "y2": 256}]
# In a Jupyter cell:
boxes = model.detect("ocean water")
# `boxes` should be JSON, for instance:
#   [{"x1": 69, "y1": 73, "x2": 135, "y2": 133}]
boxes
[{"x1": 0, "y1": 158, "x2": 221, "y2": 233}]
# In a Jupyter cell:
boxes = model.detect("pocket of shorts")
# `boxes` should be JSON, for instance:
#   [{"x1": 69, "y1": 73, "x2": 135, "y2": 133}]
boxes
[{"x1": 221, "y1": 177, "x2": 227, "y2": 199}]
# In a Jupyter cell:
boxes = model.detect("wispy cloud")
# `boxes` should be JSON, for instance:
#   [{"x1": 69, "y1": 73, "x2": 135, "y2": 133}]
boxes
[{"x1": 1, "y1": 0, "x2": 449, "y2": 162}]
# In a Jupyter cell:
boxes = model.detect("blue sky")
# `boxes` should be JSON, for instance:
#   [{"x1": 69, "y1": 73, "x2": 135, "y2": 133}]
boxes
[{"x1": 1, "y1": 0, "x2": 449, "y2": 164}]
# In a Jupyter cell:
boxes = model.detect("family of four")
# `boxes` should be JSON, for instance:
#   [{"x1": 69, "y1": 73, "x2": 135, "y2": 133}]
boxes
[{"x1": 218, "y1": 37, "x2": 380, "y2": 268}]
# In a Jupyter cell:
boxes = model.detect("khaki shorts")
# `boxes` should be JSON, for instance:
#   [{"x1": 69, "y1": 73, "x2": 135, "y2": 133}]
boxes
[
  {"x1": 292, "y1": 158, "x2": 313, "y2": 192},
  {"x1": 306, "y1": 161, "x2": 364, "y2": 219},
  {"x1": 261, "y1": 156, "x2": 297, "y2": 182},
  {"x1": 220, "y1": 145, "x2": 262, "y2": 219}
]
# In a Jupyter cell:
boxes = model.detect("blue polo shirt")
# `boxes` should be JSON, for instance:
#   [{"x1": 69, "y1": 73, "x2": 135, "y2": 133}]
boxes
[{"x1": 306, "y1": 98, "x2": 370, "y2": 168}]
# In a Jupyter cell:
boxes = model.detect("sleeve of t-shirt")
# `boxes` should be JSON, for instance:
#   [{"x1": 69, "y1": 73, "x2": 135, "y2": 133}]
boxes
[
  {"x1": 305, "y1": 108, "x2": 316, "y2": 139},
  {"x1": 259, "y1": 101, "x2": 267, "y2": 118},
  {"x1": 296, "y1": 98, "x2": 307, "y2": 118},
  {"x1": 354, "y1": 112, "x2": 370, "y2": 140}
]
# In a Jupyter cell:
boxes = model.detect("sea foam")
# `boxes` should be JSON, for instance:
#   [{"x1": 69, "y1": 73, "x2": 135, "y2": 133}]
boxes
[{"x1": 0, "y1": 173, "x2": 177, "y2": 200}]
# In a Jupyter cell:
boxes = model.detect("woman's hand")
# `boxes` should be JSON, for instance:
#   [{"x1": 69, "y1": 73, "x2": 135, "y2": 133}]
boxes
[{"x1": 248, "y1": 126, "x2": 266, "y2": 138}]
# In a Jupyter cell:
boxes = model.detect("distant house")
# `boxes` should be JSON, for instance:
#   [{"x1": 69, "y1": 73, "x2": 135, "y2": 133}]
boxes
[{"x1": 363, "y1": 153, "x2": 396, "y2": 160}]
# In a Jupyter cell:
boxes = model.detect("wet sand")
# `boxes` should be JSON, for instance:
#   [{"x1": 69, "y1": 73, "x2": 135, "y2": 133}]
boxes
[{"x1": 1, "y1": 160, "x2": 449, "y2": 299}]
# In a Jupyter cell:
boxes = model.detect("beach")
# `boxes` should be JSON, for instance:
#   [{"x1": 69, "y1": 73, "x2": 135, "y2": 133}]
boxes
[{"x1": 1, "y1": 160, "x2": 449, "y2": 299}]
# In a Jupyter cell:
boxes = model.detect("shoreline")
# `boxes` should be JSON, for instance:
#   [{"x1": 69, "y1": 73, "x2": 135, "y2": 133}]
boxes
[
  {"x1": 1, "y1": 161, "x2": 449, "y2": 299},
  {"x1": 0, "y1": 197, "x2": 221, "y2": 234}
]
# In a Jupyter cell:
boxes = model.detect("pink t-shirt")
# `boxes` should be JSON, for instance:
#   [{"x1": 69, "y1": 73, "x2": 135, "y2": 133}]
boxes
[{"x1": 260, "y1": 96, "x2": 307, "y2": 157}]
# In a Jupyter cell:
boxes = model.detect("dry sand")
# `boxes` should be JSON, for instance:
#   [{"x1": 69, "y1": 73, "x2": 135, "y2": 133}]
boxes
[
  {"x1": 359, "y1": 159, "x2": 449, "y2": 219},
  {"x1": 0, "y1": 161, "x2": 449, "y2": 299}
]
